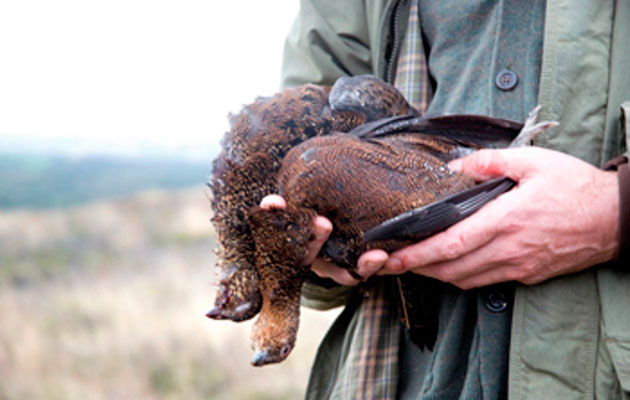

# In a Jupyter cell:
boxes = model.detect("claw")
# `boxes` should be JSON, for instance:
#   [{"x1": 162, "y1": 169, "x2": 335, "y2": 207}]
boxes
[
  {"x1": 510, "y1": 105, "x2": 559, "y2": 148},
  {"x1": 209, "y1": 283, "x2": 261, "y2": 322},
  {"x1": 205, "y1": 300, "x2": 258, "y2": 321}
]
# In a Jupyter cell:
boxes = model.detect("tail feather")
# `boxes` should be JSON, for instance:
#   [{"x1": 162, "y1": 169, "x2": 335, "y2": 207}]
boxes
[{"x1": 392, "y1": 274, "x2": 443, "y2": 350}]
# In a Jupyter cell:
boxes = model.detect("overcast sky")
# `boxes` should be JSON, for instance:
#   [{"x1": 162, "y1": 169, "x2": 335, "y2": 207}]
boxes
[{"x1": 0, "y1": 1, "x2": 299, "y2": 158}]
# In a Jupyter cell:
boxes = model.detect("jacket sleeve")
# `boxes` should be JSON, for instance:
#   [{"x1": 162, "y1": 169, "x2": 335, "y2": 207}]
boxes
[
  {"x1": 281, "y1": 0, "x2": 375, "y2": 88},
  {"x1": 300, "y1": 276, "x2": 353, "y2": 310}
]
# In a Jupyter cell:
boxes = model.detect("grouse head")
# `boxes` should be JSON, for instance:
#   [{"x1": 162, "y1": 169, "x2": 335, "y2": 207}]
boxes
[{"x1": 247, "y1": 204, "x2": 315, "y2": 366}]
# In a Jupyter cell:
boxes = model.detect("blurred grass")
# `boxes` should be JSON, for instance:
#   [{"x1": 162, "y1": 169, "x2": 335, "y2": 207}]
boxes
[{"x1": 0, "y1": 187, "x2": 339, "y2": 399}]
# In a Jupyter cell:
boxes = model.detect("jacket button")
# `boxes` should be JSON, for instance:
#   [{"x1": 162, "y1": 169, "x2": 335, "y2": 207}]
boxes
[
  {"x1": 495, "y1": 70, "x2": 518, "y2": 91},
  {"x1": 485, "y1": 291, "x2": 508, "y2": 312}
]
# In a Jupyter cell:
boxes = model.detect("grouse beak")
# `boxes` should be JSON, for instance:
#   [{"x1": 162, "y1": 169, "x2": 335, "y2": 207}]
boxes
[
  {"x1": 205, "y1": 307, "x2": 221, "y2": 319},
  {"x1": 251, "y1": 350, "x2": 271, "y2": 367}
]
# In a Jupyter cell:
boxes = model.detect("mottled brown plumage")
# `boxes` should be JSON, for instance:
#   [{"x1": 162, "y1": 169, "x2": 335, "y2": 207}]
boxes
[
  {"x1": 208, "y1": 84, "x2": 335, "y2": 322},
  {"x1": 207, "y1": 76, "x2": 415, "y2": 323},
  {"x1": 207, "y1": 75, "x2": 553, "y2": 367},
  {"x1": 247, "y1": 132, "x2": 479, "y2": 366}
]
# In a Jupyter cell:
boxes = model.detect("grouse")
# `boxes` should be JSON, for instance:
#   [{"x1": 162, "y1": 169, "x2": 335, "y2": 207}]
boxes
[
  {"x1": 207, "y1": 76, "x2": 414, "y2": 322},
  {"x1": 206, "y1": 75, "x2": 557, "y2": 367}
]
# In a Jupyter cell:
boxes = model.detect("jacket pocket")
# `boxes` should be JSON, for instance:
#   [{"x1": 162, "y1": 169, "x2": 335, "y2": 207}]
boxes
[
  {"x1": 598, "y1": 267, "x2": 630, "y2": 397},
  {"x1": 607, "y1": 339, "x2": 630, "y2": 396}
]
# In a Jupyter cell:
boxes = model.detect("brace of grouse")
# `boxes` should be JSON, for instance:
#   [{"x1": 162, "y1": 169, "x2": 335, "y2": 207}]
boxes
[
  {"x1": 206, "y1": 75, "x2": 557, "y2": 367},
  {"x1": 207, "y1": 76, "x2": 414, "y2": 323}
]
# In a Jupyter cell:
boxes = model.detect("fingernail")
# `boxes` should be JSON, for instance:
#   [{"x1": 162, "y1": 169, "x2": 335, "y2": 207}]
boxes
[
  {"x1": 363, "y1": 260, "x2": 379, "y2": 271},
  {"x1": 386, "y1": 258, "x2": 403, "y2": 271},
  {"x1": 448, "y1": 159, "x2": 462, "y2": 172},
  {"x1": 260, "y1": 194, "x2": 286, "y2": 209}
]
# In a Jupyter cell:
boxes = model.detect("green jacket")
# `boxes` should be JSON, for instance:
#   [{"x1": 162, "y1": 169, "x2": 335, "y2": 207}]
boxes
[{"x1": 282, "y1": 0, "x2": 630, "y2": 398}]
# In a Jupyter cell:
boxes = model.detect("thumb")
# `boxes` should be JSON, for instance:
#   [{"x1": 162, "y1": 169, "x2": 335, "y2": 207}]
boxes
[{"x1": 448, "y1": 148, "x2": 535, "y2": 182}]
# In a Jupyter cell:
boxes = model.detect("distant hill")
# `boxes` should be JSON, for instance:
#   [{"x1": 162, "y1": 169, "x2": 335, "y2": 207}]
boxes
[{"x1": 0, "y1": 152, "x2": 212, "y2": 209}]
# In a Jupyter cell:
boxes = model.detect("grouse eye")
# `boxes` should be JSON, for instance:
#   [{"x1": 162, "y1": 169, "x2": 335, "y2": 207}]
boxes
[{"x1": 280, "y1": 345, "x2": 291, "y2": 358}]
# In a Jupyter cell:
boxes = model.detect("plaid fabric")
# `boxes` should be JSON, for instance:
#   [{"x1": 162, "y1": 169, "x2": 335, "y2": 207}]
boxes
[
  {"x1": 393, "y1": 0, "x2": 432, "y2": 113},
  {"x1": 331, "y1": 284, "x2": 400, "y2": 399},
  {"x1": 326, "y1": 1, "x2": 433, "y2": 398}
]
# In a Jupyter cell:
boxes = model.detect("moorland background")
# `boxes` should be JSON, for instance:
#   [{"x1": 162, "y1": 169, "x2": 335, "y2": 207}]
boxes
[
  {"x1": 0, "y1": 2, "x2": 323, "y2": 398},
  {"x1": 0, "y1": 152, "x2": 339, "y2": 400}
]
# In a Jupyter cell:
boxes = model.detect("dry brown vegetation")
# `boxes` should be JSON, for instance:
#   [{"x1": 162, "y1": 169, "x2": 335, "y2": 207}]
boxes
[{"x1": 0, "y1": 187, "x2": 339, "y2": 400}]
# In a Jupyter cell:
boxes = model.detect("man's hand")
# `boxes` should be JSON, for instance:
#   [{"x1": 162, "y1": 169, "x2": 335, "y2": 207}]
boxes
[
  {"x1": 260, "y1": 195, "x2": 386, "y2": 286},
  {"x1": 361, "y1": 147, "x2": 619, "y2": 289}
]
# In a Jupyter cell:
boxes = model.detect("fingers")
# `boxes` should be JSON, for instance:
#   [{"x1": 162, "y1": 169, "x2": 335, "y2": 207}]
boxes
[
  {"x1": 259, "y1": 194, "x2": 334, "y2": 267},
  {"x1": 450, "y1": 266, "x2": 519, "y2": 290},
  {"x1": 311, "y1": 258, "x2": 360, "y2": 286},
  {"x1": 406, "y1": 234, "x2": 543, "y2": 290},
  {"x1": 259, "y1": 195, "x2": 358, "y2": 286},
  {"x1": 417, "y1": 261, "x2": 516, "y2": 290},
  {"x1": 384, "y1": 196, "x2": 508, "y2": 272},
  {"x1": 312, "y1": 249, "x2": 390, "y2": 286},
  {"x1": 448, "y1": 149, "x2": 508, "y2": 181},
  {"x1": 303, "y1": 216, "x2": 332, "y2": 266},
  {"x1": 448, "y1": 148, "x2": 542, "y2": 182},
  {"x1": 260, "y1": 194, "x2": 286, "y2": 210},
  {"x1": 357, "y1": 249, "x2": 389, "y2": 277},
  {"x1": 407, "y1": 238, "x2": 512, "y2": 289}
]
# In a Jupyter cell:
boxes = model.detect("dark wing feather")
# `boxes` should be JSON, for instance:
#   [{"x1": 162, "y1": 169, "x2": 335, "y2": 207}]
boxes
[
  {"x1": 348, "y1": 114, "x2": 418, "y2": 139},
  {"x1": 364, "y1": 177, "x2": 516, "y2": 242},
  {"x1": 350, "y1": 114, "x2": 523, "y2": 149}
]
